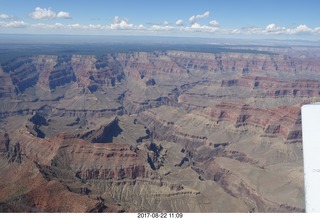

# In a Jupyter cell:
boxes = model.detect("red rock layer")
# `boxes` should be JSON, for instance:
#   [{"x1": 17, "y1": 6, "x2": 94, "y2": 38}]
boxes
[
  {"x1": 167, "y1": 51, "x2": 320, "y2": 74},
  {"x1": 221, "y1": 76, "x2": 320, "y2": 97},
  {"x1": 203, "y1": 103, "x2": 302, "y2": 141}
]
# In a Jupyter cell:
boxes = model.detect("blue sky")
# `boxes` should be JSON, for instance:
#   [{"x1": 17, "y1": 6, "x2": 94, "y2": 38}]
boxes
[{"x1": 1, "y1": 0, "x2": 320, "y2": 40}]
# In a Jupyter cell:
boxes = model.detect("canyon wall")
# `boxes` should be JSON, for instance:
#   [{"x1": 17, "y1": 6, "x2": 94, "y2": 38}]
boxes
[{"x1": 0, "y1": 47, "x2": 318, "y2": 212}]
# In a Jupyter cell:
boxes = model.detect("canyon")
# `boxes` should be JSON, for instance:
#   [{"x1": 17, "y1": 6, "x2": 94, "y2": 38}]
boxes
[{"x1": 1, "y1": 43, "x2": 320, "y2": 212}]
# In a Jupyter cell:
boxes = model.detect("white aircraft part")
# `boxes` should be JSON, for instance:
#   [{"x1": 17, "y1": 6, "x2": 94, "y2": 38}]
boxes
[{"x1": 302, "y1": 103, "x2": 320, "y2": 212}]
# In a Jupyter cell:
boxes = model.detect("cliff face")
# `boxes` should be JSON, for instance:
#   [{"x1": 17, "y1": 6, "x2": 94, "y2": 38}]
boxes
[
  {"x1": 49, "y1": 133, "x2": 157, "y2": 182},
  {"x1": 0, "y1": 132, "x2": 21, "y2": 163},
  {"x1": 167, "y1": 51, "x2": 320, "y2": 76},
  {"x1": 2, "y1": 57, "x2": 39, "y2": 93},
  {"x1": 0, "y1": 66, "x2": 15, "y2": 98},
  {"x1": 203, "y1": 103, "x2": 302, "y2": 142},
  {"x1": 2, "y1": 51, "x2": 320, "y2": 97},
  {"x1": 0, "y1": 47, "x2": 317, "y2": 212}
]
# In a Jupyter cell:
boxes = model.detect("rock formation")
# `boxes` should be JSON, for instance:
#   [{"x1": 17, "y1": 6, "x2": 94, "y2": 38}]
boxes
[{"x1": 1, "y1": 45, "x2": 318, "y2": 212}]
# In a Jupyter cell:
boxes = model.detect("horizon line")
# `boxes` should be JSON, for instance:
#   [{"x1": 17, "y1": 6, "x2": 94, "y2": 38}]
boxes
[{"x1": 1, "y1": 32, "x2": 320, "y2": 41}]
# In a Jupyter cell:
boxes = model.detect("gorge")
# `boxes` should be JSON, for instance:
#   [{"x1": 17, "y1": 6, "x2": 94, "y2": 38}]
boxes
[{"x1": 1, "y1": 43, "x2": 319, "y2": 212}]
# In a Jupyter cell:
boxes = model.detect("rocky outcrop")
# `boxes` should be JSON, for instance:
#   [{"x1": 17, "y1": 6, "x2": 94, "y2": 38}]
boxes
[
  {"x1": 25, "y1": 113, "x2": 48, "y2": 138},
  {"x1": 48, "y1": 56, "x2": 76, "y2": 90},
  {"x1": 0, "y1": 126, "x2": 192, "y2": 212},
  {"x1": 0, "y1": 67, "x2": 15, "y2": 98},
  {"x1": 167, "y1": 51, "x2": 320, "y2": 75},
  {"x1": 50, "y1": 133, "x2": 155, "y2": 180},
  {"x1": 138, "y1": 110, "x2": 207, "y2": 149},
  {"x1": 80, "y1": 117, "x2": 123, "y2": 143},
  {"x1": 145, "y1": 142, "x2": 165, "y2": 170},
  {"x1": 113, "y1": 52, "x2": 188, "y2": 79},
  {"x1": 2, "y1": 57, "x2": 39, "y2": 93},
  {"x1": 29, "y1": 113, "x2": 48, "y2": 126},
  {"x1": 203, "y1": 103, "x2": 302, "y2": 142},
  {"x1": 72, "y1": 55, "x2": 125, "y2": 89},
  {"x1": 0, "y1": 132, "x2": 21, "y2": 163},
  {"x1": 34, "y1": 55, "x2": 57, "y2": 90},
  {"x1": 0, "y1": 132, "x2": 10, "y2": 154},
  {"x1": 71, "y1": 55, "x2": 97, "y2": 87},
  {"x1": 221, "y1": 76, "x2": 320, "y2": 98},
  {"x1": 198, "y1": 159, "x2": 304, "y2": 212},
  {"x1": 146, "y1": 78, "x2": 156, "y2": 86}
]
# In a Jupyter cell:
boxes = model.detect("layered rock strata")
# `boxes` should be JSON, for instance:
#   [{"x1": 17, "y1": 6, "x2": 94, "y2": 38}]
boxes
[{"x1": 0, "y1": 47, "x2": 317, "y2": 212}]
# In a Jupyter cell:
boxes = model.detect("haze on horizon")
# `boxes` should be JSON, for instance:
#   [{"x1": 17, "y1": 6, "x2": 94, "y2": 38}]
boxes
[{"x1": 0, "y1": 0, "x2": 320, "y2": 41}]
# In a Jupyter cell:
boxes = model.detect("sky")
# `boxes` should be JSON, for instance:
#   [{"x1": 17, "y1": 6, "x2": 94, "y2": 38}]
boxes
[{"x1": 1, "y1": 0, "x2": 320, "y2": 40}]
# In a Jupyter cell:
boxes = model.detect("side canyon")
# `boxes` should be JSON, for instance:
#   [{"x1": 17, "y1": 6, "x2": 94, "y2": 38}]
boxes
[{"x1": 1, "y1": 45, "x2": 319, "y2": 212}]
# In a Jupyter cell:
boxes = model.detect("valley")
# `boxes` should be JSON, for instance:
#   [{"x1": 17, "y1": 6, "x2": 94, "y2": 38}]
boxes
[{"x1": 1, "y1": 43, "x2": 319, "y2": 212}]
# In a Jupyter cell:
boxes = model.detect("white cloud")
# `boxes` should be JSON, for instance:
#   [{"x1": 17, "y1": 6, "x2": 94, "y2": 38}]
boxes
[
  {"x1": 262, "y1": 23, "x2": 314, "y2": 35},
  {"x1": 29, "y1": 7, "x2": 71, "y2": 20},
  {"x1": 54, "y1": 23, "x2": 64, "y2": 28},
  {"x1": 29, "y1": 16, "x2": 145, "y2": 32},
  {"x1": 189, "y1": 11, "x2": 210, "y2": 24},
  {"x1": 3, "y1": 10, "x2": 320, "y2": 39},
  {"x1": 32, "y1": 22, "x2": 64, "y2": 29},
  {"x1": 88, "y1": 24, "x2": 103, "y2": 30},
  {"x1": 232, "y1": 29, "x2": 241, "y2": 34},
  {"x1": 182, "y1": 22, "x2": 219, "y2": 33},
  {"x1": 264, "y1": 23, "x2": 286, "y2": 34},
  {"x1": 0, "y1": 14, "x2": 10, "y2": 19},
  {"x1": 57, "y1": 11, "x2": 71, "y2": 19},
  {"x1": 0, "y1": 20, "x2": 28, "y2": 28},
  {"x1": 113, "y1": 16, "x2": 121, "y2": 24},
  {"x1": 289, "y1": 24, "x2": 312, "y2": 34},
  {"x1": 67, "y1": 24, "x2": 83, "y2": 29},
  {"x1": 176, "y1": 19, "x2": 184, "y2": 26},
  {"x1": 209, "y1": 20, "x2": 219, "y2": 27},
  {"x1": 32, "y1": 22, "x2": 107, "y2": 30},
  {"x1": 236, "y1": 23, "x2": 318, "y2": 36},
  {"x1": 241, "y1": 26, "x2": 261, "y2": 34},
  {"x1": 191, "y1": 23, "x2": 201, "y2": 28},
  {"x1": 151, "y1": 24, "x2": 174, "y2": 31},
  {"x1": 266, "y1": 23, "x2": 276, "y2": 31},
  {"x1": 29, "y1": 7, "x2": 56, "y2": 20},
  {"x1": 110, "y1": 16, "x2": 133, "y2": 29},
  {"x1": 314, "y1": 27, "x2": 320, "y2": 34}
]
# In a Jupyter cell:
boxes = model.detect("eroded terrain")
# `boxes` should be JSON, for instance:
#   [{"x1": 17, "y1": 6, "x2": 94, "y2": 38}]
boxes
[{"x1": 1, "y1": 45, "x2": 320, "y2": 212}]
